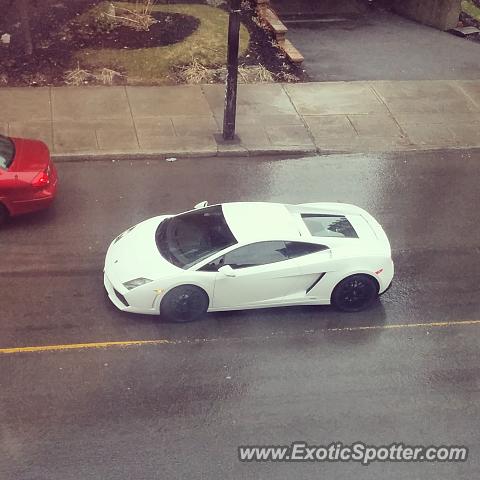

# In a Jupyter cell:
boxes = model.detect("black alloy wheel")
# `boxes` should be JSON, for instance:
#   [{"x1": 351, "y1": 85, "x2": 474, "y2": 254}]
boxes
[
  {"x1": 160, "y1": 285, "x2": 209, "y2": 323},
  {"x1": 331, "y1": 274, "x2": 378, "y2": 312}
]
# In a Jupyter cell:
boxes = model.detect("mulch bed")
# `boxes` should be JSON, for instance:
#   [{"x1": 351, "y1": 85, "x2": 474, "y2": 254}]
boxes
[
  {"x1": 0, "y1": 0, "x2": 305, "y2": 86},
  {"x1": 73, "y1": 12, "x2": 200, "y2": 49},
  {"x1": 238, "y1": 3, "x2": 307, "y2": 82}
]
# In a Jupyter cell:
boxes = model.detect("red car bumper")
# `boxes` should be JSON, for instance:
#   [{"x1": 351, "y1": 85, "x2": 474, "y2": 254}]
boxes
[{"x1": 9, "y1": 164, "x2": 58, "y2": 217}]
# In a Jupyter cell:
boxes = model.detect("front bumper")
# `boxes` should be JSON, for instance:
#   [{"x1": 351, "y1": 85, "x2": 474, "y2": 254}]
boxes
[{"x1": 103, "y1": 272, "x2": 159, "y2": 315}]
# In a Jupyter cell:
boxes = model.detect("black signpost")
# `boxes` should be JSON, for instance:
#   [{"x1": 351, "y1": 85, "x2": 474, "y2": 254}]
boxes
[{"x1": 222, "y1": 0, "x2": 241, "y2": 141}]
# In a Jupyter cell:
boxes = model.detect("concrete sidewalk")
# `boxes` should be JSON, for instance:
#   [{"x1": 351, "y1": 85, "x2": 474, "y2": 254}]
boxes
[{"x1": 1, "y1": 80, "x2": 480, "y2": 159}]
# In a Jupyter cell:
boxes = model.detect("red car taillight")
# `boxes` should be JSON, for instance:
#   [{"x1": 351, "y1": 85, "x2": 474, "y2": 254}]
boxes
[{"x1": 31, "y1": 166, "x2": 50, "y2": 188}]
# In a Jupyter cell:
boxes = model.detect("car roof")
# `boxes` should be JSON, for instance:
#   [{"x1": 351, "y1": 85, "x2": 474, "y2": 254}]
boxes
[
  {"x1": 222, "y1": 202, "x2": 303, "y2": 243},
  {"x1": 220, "y1": 201, "x2": 383, "y2": 247}
]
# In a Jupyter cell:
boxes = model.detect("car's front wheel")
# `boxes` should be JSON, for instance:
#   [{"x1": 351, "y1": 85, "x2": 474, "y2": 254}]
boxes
[
  {"x1": 331, "y1": 274, "x2": 378, "y2": 312},
  {"x1": 160, "y1": 285, "x2": 209, "y2": 323}
]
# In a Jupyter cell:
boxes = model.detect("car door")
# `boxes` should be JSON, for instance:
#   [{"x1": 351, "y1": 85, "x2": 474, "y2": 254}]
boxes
[
  {"x1": 285, "y1": 241, "x2": 335, "y2": 300},
  {"x1": 0, "y1": 168, "x2": 19, "y2": 210},
  {"x1": 210, "y1": 241, "x2": 303, "y2": 309}
]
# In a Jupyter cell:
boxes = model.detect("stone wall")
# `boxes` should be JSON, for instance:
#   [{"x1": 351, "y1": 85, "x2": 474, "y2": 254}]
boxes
[{"x1": 388, "y1": 0, "x2": 462, "y2": 30}]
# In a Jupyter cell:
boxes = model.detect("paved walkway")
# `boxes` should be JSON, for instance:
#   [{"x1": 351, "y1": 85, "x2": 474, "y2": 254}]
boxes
[{"x1": 2, "y1": 80, "x2": 480, "y2": 158}]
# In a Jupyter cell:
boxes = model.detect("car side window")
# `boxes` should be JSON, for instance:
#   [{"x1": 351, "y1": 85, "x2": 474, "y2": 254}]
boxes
[
  {"x1": 198, "y1": 241, "x2": 327, "y2": 272},
  {"x1": 224, "y1": 241, "x2": 289, "y2": 269},
  {"x1": 286, "y1": 241, "x2": 329, "y2": 258},
  {"x1": 199, "y1": 254, "x2": 225, "y2": 272}
]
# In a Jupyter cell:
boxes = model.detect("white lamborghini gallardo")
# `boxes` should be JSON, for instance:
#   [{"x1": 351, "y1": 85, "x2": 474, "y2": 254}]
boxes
[{"x1": 104, "y1": 202, "x2": 393, "y2": 322}]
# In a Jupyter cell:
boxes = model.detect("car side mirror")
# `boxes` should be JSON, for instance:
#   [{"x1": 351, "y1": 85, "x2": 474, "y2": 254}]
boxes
[
  {"x1": 218, "y1": 265, "x2": 236, "y2": 277},
  {"x1": 194, "y1": 201, "x2": 208, "y2": 209}
]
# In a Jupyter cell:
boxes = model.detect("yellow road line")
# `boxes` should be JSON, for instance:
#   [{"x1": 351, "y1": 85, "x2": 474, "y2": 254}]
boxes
[
  {"x1": 0, "y1": 339, "x2": 176, "y2": 354},
  {"x1": 1, "y1": 319, "x2": 479, "y2": 355},
  {"x1": 326, "y1": 319, "x2": 480, "y2": 332}
]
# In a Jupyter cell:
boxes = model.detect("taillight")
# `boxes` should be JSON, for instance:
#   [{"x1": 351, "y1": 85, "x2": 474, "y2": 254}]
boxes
[{"x1": 31, "y1": 167, "x2": 50, "y2": 187}]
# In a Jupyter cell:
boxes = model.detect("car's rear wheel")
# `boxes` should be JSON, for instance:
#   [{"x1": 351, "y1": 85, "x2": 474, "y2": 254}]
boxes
[
  {"x1": 0, "y1": 204, "x2": 9, "y2": 226},
  {"x1": 331, "y1": 274, "x2": 379, "y2": 312},
  {"x1": 160, "y1": 285, "x2": 209, "y2": 323}
]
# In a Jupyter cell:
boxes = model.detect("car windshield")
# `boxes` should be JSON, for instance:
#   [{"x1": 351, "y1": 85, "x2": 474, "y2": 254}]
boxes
[
  {"x1": 0, "y1": 135, "x2": 15, "y2": 170},
  {"x1": 155, "y1": 205, "x2": 237, "y2": 269}
]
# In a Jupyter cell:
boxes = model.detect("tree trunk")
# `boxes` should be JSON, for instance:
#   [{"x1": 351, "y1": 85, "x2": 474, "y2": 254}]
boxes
[{"x1": 17, "y1": 0, "x2": 33, "y2": 55}]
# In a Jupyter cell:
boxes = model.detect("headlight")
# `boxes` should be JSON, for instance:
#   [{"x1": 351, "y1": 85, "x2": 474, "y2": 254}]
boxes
[{"x1": 123, "y1": 277, "x2": 153, "y2": 290}]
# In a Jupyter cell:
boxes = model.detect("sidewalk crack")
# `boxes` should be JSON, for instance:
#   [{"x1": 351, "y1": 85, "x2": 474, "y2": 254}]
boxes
[
  {"x1": 93, "y1": 129, "x2": 100, "y2": 150},
  {"x1": 124, "y1": 86, "x2": 141, "y2": 151},
  {"x1": 281, "y1": 83, "x2": 317, "y2": 151},
  {"x1": 170, "y1": 117, "x2": 178, "y2": 137},
  {"x1": 450, "y1": 80, "x2": 480, "y2": 110},
  {"x1": 346, "y1": 115, "x2": 359, "y2": 136},
  {"x1": 369, "y1": 83, "x2": 411, "y2": 144}
]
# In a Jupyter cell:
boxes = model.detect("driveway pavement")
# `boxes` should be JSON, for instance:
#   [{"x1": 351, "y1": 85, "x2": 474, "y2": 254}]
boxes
[{"x1": 283, "y1": 8, "x2": 480, "y2": 81}]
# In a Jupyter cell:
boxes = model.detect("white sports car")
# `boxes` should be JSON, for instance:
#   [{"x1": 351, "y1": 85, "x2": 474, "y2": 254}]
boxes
[{"x1": 104, "y1": 202, "x2": 393, "y2": 322}]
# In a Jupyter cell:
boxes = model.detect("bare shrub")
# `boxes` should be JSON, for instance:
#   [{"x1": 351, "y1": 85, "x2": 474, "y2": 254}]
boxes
[
  {"x1": 64, "y1": 64, "x2": 95, "y2": 85},
  {"x1": 96, "y1": 68, "x2": 124, "y2": 85},
  {"x1": 205, "y1": 0, "x2": 225, "y2": 7},
  {"x1": 174, "y1": 57, "x2": 221, "y2": 84},
  {"x1": 238, "y1": 65, "x2": 274, "y2": 83},
  {"x1": 105, "y1": 0, "x2": 158, "y2": 31}
]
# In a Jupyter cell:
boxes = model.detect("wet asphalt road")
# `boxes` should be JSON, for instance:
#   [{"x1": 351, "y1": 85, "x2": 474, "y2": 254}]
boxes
[{"x1": 1, "y1": 150, "x2": 480, "y2": 479}]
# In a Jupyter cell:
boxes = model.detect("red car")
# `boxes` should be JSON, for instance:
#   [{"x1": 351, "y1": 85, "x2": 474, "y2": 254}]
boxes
[{"x1": 0, "y1": 135, "x2": 58, "y2": 224}]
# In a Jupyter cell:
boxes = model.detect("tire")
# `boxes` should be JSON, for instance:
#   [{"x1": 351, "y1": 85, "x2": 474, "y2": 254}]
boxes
[
  {"x1": 160, "y1": 285, "x2": 209, "y2": 323},
  {"x1": 331, "y1": 274, "x2": 379, "y2": 313},
  {"x1": 0, "y1": 204, "x2": 9, "y2": 226}
]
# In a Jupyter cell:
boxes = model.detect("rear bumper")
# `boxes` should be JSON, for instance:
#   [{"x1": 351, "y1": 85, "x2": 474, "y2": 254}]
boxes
[
  {"x1": 9, "y1": 170, "x2": 58, "y2": 217},
  {"x1": 10, "y1": 194, "x2": 55, "y2": 216},
  {"x1": 380, "y1": 280, "x2": 393, "y2": 296}
]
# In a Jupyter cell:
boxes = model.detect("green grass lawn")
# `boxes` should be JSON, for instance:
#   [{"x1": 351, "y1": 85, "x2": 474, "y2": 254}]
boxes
[
  {"x1": 74, "y1": 2, "x2": 250, "y2": 84},
  {"x1": 462, "y1": 0, "x2": 480, "y2": 21}
]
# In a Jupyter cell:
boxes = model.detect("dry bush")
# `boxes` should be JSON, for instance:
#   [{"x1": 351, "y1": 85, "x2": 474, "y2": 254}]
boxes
[
  {"x1": 96, "y1": 68, "x2": 123, "y2": 85},
  {"x1": 174, "y1": 58, "x2": 221, "y2": 84},
  {"x1": 238, "y1": 65, "x2": 274, "y2": 83},
  {"x1": 64, "y1": 65, "x2": 95, "y2": 85},
  {"x1": 105, "y1": 1, "x2": 158, "y2": 31},
  {"x1": 174, "y1": 59, "x2": 275, "y2": 85},
  {"x1": 205, "y1": 0, "x2": 225, "y2": 7},
  {"x1": 64, "y1": 65, "x2": 124, "y2": 85}
]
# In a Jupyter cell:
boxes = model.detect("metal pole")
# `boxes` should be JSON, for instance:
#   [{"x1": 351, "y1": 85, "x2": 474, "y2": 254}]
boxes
[{"x1": 222, "y1": 0, "x2": 241, "y2": 141}]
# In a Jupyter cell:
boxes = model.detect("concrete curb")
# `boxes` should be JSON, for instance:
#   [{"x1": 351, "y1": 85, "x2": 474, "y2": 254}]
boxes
[
  {"x1": 50, "y1": 147, "x2": 316, "y2": 162},
  {"x1": 50, "y1": 144, "x2": 480, "y2": 162}
]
